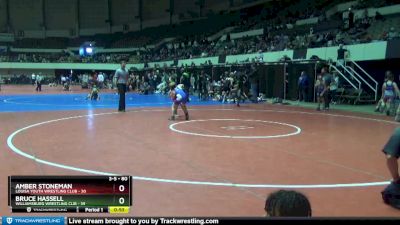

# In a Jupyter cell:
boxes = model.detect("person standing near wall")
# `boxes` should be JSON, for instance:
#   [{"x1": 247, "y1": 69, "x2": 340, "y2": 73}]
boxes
[
  {"x1": 97, "y1": 72, "x2": 104, "y2": 89},
  {"x1": 180, "y1": 71, "x2": 191, "y2": 102},
  {"x1": 190, "y1": 73, "x2": 196, "y2": 94},
  {"x1": 115, "y1": 60, "x2": 128, "y2": 112},
  {"x1": 35, "y1": 73, "x2": 42, "y2": 92},
  {"x1": 298, "y1": 71, "x2": 309, "y2": 102},
  {"x1": 31, "y1": 73, "x2": 36, "y2": 85},
  {"x1": 337, "y1": 44, "x2": 348, "y2": 68},
  {"x1": 348, "y1": 8, "x2": 354, "y2": 29},
  {"x1": 321, "y1": 67, "x2": 332, "y2": 110},
  {"x1": 330, "y1": 72, "x2": 339, "y2": 104},
  {"x1": 198, "y1": 71, "x2": 206, "y2": 100},
  {"x1": 249, "y1": 64, "x2": 259, "y2": 103}
]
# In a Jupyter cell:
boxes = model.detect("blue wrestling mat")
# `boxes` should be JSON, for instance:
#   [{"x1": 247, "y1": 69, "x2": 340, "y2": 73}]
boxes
[{"x1": 0, "y1": 93, "x2": 226, "y2": 112}]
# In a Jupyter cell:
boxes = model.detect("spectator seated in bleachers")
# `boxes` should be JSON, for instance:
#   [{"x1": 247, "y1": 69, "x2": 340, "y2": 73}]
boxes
[
  {"x1": 0, "y1": 0, "x2": 397, "y2": 66},
  {"x1": 387, "y1": 27, "x2": 400, "y2": 40}
]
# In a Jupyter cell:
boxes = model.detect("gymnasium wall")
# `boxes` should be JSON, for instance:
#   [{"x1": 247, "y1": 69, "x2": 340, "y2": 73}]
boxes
[
  {"x1": 204, "y1": 0, "x2": 230, "y2": 13},
  {"x1": 0, "y1": 41, "x2": 396, "y2": 75},
  {"x1": 142, "y1": 0, "x2": 169, "y2": 21},
  {"x1": 174, "y1": 0, "x2": 199, "y2": 19},
  {"x1": 45, "y1": 0, "x2": 77, "y2": 30},
  {"x1": 306, "y1": 41, "x2": 387, "y2": 61},
  {"x1": 148, "y1": 60, "x2": 175, "y2": 68},
  {"x1": 110, "y1": 0, "x2": 139, "y2": 26},
  {"x1": 0, "y1": 68, "x2": 55, "y2": 76},
  {"x1": 0, "y1": 62, "x2": 144, "y2": 71},
  {"x1": 79, "y1": 0, "x2": 108, "y2": 29},
  {"x1": 178, "y1": 57, "x2": 219, "y2": 67},
  {"x1": 9, "y1": 0, "x2": 43, "y2": 30},
  {"x1": 0, "y1": 0, "x2": 8, "y2": 32}
]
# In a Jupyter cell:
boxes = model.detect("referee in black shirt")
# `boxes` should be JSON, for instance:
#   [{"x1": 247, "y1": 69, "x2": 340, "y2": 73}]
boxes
[
  {"x1": 180, "y1": 72, "x2": 191, "y2": 101},
  {"x1": 115, "y1": 60, "x2": 128, "y2": 112}
]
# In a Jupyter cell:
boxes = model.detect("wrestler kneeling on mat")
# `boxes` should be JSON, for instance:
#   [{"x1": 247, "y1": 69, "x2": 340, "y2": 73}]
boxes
[
  {"x1": 168, "y1": 83, "x2": 189, "y2": 121},
  {"x1": 86, "y1": 85, "x2": 100, "y2": 101}
]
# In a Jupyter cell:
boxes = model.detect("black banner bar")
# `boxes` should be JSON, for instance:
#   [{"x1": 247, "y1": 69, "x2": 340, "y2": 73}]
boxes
[
  {"x1": 13, "y1": 207, "x2": 79, "y2": 213},
  {"x1": 66, "y1": 217, "x2": 400, "y2": 225},
  {"x1": 12, "y1": 206, "x2": 110, "y2": 213}
]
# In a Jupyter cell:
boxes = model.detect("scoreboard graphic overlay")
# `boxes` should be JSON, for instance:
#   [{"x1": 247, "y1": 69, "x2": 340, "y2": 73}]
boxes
[{"x1": 8, "y1": 176, "x2": 132, "y2": 213}]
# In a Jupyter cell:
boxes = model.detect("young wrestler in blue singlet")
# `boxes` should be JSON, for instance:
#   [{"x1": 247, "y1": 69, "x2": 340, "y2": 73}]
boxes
[{"x1": 168, "y1": 83, "x2": 189, "y2": 121}]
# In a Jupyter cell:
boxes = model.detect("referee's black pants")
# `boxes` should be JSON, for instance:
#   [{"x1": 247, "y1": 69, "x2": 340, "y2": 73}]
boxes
[
  {"x1": 117, "y1": 83, "x2": 127, "y2": 111},
  {"x1": 323, "y1": 90, "x2": 330, "y2": 109},
  {"x1": 183, "y1": 87, "x2": 190, "y2": 102},
  {"x1": 36, "y1": 82, "x2": 42, "y2": 92}
]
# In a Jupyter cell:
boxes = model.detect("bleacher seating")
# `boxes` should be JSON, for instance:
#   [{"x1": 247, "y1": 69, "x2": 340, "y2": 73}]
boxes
[{"x1": 0, "y1": 0, "x2": 397, "y2": 65}]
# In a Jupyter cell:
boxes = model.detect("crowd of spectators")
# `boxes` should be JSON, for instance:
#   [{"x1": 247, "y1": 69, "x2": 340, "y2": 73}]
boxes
[
  {"x1": 0, "y1": 52, "x2": 142, "y2": 64},
  {"x1": 354, "y1": 0, "x2": 399, "y2": 10},
  {"x1": 0, "y1": 0, "x2": 399, "y2": 65},
  {"x1": 119, "y1": 65, "x2": 257, "y2": 104},
  {"x1": 140, "y1": 35, "x2": 218, "y2": 62},
  {"x1": 2, "y1": 16, "x2": 398, "y2": 65},
  {"x1": 1, "y1": 62, "x2": 262, "y2": 104}
]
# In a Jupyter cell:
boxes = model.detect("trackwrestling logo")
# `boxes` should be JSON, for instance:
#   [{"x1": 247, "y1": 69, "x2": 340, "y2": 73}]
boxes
[{"x1": 1, "y1": 217, "x2": 64, "y2": 225}]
